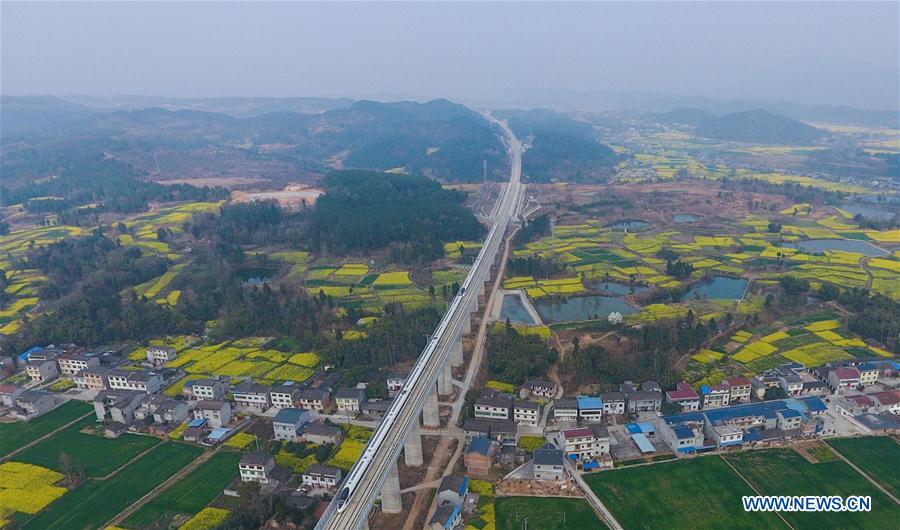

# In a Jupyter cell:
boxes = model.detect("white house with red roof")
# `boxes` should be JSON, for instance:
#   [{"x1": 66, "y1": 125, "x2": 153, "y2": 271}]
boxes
[
  {"x1": 828, "y1": 367, "x2": 860, "y2": 394},
  {"x1": 665, "y1": 381, "x2": 701, "y2": 412},
  {"x1": 725, "y1": 376, "x2": 752, "y2": 403}
]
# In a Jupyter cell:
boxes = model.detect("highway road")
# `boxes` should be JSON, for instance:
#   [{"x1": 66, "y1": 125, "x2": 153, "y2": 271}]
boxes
[{"x1": 315, "y1": 115, "x2": 523, "y2": 530}]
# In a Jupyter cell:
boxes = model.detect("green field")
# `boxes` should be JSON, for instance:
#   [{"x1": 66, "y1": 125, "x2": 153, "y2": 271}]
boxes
[
  {"x1": 826, "y1": 436, "x2": 900, "y2": 499},
  {"x1": 496, "y1": 497, "x2": 607, "y2": 530},
  {"x1": 121, "y1": 450, "x2": 241, "y2": 528},
  {"x1": 725, "y1": 448, "x2": 900, "y2": 529},
  {"x1": 0, "y1": 401, "x2": 91, "y2": 458},
  {"x1": 13, "y1": 416, "x2": 160, "y2": 477},
  {"x1": 585, "y1": 455, "x2": 786, "y2": 529},
  {"x1": 23, "y1": 442, "x2": 202, "y2": 530}
]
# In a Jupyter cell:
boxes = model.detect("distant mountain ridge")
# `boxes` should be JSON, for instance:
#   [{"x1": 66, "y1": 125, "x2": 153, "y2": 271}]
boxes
[
  {"x1": 1, "y1": 95, "x2": 507, "y2": 184},
  {"x1": 493, "y1": 108, "x2": 618, "y2": 182},
  {"x1": 696, "y1": 109, "x2": 827, "y2": 144},
  {"x1": 62, "y1": 95, "x2": 355, "y2": 117}
]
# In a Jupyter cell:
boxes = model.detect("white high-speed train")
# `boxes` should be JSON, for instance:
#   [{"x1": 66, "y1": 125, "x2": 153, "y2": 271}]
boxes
[{"x1": 336, "y1": 221, "x2": 501, "y2": 513}]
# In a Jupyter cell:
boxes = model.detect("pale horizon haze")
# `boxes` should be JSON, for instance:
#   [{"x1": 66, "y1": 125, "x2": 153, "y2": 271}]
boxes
[{"x1": 2, "y1": 1, "x2": 898, "y2": 111}]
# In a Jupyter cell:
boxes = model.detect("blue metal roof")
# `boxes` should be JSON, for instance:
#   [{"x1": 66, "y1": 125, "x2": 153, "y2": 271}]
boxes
[
  {"x1": 187, "y1": 418, "x2": 207, "y2": 428},
  {"x1": 583, "y1": 461, "x2": 600, "y2": 469},
  {"x1": 700, "y1": 384, "x2": 711, "y2": 395},
  {"x1": 802, "y1": 397, "x2": 827, "y2": 412},
  {"x1": 743, "y1": 428, "x2": 762, "y2": 442},
  {"x1": 468, "y1": 436, "x2": 492, "y2": 456},
  {"x1": 577, "y1": 395, "x2": 603, "y2": 410},
  {"x1": 857, "y1": 362, "x2": 877, "y2": 372},
  {"x1": 702, "y1": 400, "x2": 790, "y2": 425},
  {"x1": 274, "y1": 407, "x2": 307, "y2": 425},
  {"x1": 631, "y1": 433, "x2": 656, "y2": 453},
  {"x1": 673, "y1": 425, "x2": 694, "y2": 439},
  {"x1": 636, "y1": 421, "x2": 656, "y2": 433},
  {"x1": 664, "y1": 412, "x2": 704, "y2": 425},
  {"x1": 778, "y1": 408, "x2": 802, "y2": 419},
  {"x1": 626, "y1": 422, "x2": 656, "y2": 434},
  {"x1": 208, "y1": 428, "x2": 231, "y2": 441},
  {"x1": 17, "y1": 346, "x2": 43, "y2": 361}
]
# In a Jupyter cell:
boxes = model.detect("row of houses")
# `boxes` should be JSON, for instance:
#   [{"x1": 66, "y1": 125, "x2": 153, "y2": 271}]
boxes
[
  {"x1": 0, "y1": 386, "x2": 57, "y2": 419},
  {"x1": 473, "y1": 393, "x2": 541, "y2": 426},
  {"x1": 562, "y1": 424, "x2": 611, "y2": 464},
  {"x1": 665, "y1": 377, "x2": 752, "y2": 412},
  {"x1": 547, "y1": 380, "x2": 664, "y2": 424},
  {"x1": 271, "y1": 407, "x2": 344, "y2": 445},
  {"x1": 659, "y1": 397, "x2": 829, "y2": 454},
  {"x1": 20, "y1": 345, "x2": 170, "y2": 385}
]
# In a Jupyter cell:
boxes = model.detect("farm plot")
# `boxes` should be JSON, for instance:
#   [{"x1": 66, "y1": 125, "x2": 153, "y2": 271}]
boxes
[
  {"x1": 13, "y1": 416, "x2": 160, "y2": 478},
  {"x1": 585, "y1": 455, "x2": 786, "y2": 530},
  {"x1": 0, "y1": 401, "x2": 92, "y2": 458},
  {"x1": 22, "y1": 442, "x2": 203, "y2": 530},
  {"x1": 692, "y1": 349, "x2": 725, "y2": 364},
  {"x1": 304, "y1": 264, "x2": 432, "y2": 311},
  {"x1": 164, "y1": 341, "x2": 321, "y2": 386},
  {"x1": 496, "y1": 497, "x2": 606, "y2": 530},
  {"x1": 825, "y1": 437, "x2": 900, "y2": 499},
  {"x1": 725, "y1": 448, "x2": 900, "y2": 529},
  {"x1": 180, "y1": 507, "x2": 230, "y2": 530},
  {"x1": 121, "y1": 451, "x2": 241, "y2": 529},
  {"x1": 0, "y1": 462, "x2": 68, "y2": 527},
  {"x1": 326, "y1": 426, "x2": 373, "y2": 471},
  {"x1": 780, "y1": 342, "x2": 852, "y2": 367},
  {"x1": 732, "y1": 341, "x2": 778, "y2": 363}
]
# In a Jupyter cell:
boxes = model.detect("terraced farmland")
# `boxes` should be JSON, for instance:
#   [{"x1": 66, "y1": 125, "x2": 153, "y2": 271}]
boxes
[{"x1": 163, "y1": 338, "x2": 321, "y2": 387}]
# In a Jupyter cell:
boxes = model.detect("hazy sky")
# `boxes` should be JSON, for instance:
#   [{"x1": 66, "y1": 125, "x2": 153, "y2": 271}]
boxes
[{"x1": 2, "y1": 1, "x2": 898, "y2": 110}]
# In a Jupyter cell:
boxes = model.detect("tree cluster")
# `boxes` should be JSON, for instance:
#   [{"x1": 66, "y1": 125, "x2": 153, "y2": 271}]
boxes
[
  {"x1": 665, "y1": 259, "x2": 694, "y2": 279},
  {"x1": 486, "y1": 321, "x2": 557, "y2": 384},
  {"x1": 308, "y1": 170, "x2": 483, "y2": 263}
]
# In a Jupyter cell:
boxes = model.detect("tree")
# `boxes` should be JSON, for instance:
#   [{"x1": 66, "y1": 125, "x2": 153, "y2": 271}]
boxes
[
  {"x1": 764, "y1": 386, "x2": 787, "y2": 400},
  {"x1": 779, "y1": 275, "x2": 810, "y2": 294}
]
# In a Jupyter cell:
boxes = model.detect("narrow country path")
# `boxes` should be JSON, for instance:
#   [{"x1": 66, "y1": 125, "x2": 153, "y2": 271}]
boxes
[
  {"x1": 104, "y1": 445, "x2": 219, "y2": 527},
  {"x1": 1, "y1": 409, "x2": 94, "y2": 462},
  {"x1": 826, "y1": 444, "x2": 899, "y2": 504}
]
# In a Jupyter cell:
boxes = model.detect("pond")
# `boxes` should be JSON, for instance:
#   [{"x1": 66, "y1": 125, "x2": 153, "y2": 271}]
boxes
[
  {"x1": 586, "y1": 281, "x2": 651, "y2": 296},
  {"x1": 673, "y1": 213, "x2": 699, "y2": 223},
  {"x1": 684, "y1": 276, "x2": 749, "y2": 301},
  {"x1": 607, "y1": 219, "x2": 651, "y2": 232},
  {"x1": 238, "y1": 267, "x2": 278, "y2": 285},
  {"x1": 535, "y1": 295, "x2": 638, "y2": 323},
  {"x1": 841, "y1": 204, "x2": 896, "y2": 221},
  {"x1": 499, "y1": 294, "x2": 537, "y2": 325},
  {"x1": 789, "y1": 239, "x2": 888, "y2": 256}
]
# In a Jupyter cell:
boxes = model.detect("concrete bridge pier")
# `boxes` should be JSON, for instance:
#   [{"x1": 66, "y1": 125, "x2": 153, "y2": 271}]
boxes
[
  {"x1": 423, "y1": 383, "x2": 440, "y2": 428},
  {"x1": 380, "y1": 462, "x2": 402, "y2": 514},
  {"x1": 403, "y1": 422, "x2": 423, "y2": 466},
  {"x1": 450, "y1": 339, "x2": 464, "y2": 368},
  {"x1": 438, "y1": 362, "x2": 453, "y2": 396}
]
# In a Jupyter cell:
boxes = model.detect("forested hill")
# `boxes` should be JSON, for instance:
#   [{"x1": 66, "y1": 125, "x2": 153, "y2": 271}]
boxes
[
  {"x1": 308, "y1": 170, "x2": 484, "y2": 263},
  {"x1": 493, "y1": 108, "x2": 618, "y2": 182},
  {"x1": 696, "y1": 109, "x2": 827, "y2": 144},
  {"x1": 1, "y1": 96, "x2": 507, "y2": 185},
  {"x1": 336, "y1": 99, "x2": 507, "y2": 180}
]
